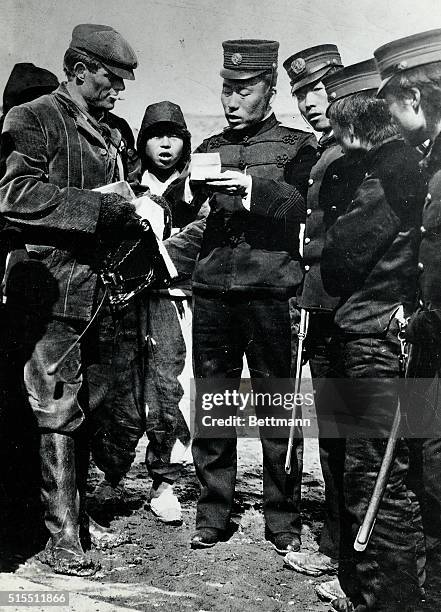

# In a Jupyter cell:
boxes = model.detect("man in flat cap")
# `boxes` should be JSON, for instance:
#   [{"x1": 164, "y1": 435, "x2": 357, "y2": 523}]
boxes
[
  {"x1": 0, "y1": 24, "x2": 143, "y2": 575},
  {"x1": 319, "y1": 59, "x2": 426, "y2": 612},
  {"x1": 282, "y1": 45, "x2": 353, "y2": 599},
  {"x1": 169, "y1": 38, "x2": 317, "y2": 551},
  {"x1": 375, "y1": 28, "x2": 441, "y2": 610}
]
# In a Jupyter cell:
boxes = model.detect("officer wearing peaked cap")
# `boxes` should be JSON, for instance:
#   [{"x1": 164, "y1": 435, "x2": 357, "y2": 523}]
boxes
[
  {"x1": 0, "y1": 23, "x2": 143, "y2": 576},
  {"x1": 319, "y1": 58, "x2": 426, "y2": 612},
  {"x1": 375, "y1": 28, "x2": 441, "y2": 611},
  {"x1": 282, "y1": 45, "x2": 365, "y2": 599},
  {"x1": 177, "y1": 38, "x2": 317, "y2": 552}
]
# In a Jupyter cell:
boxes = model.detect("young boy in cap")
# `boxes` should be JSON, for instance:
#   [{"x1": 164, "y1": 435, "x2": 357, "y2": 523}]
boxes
[
  {"x1": 375, "y1": 28, "x2": 441, "y2": 610},
  {"x1": 178, "y1": 39, "x2": 317, "y2": 552},
  {"x1": 91, "y1": 101, "x2": 199, "y2": 524},
  {"x1": 0, "y1": 23, "x2": 142, "y2": 575},
  {"x1": 318, "y1": 59, "x2": 426, "y2": 612},
  {"x1": 282, "y1": 46, "x2": 364, "y2": 602}
]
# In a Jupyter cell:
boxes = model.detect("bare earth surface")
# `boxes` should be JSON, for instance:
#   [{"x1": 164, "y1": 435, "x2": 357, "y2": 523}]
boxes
[{"x1": 0, "y1": 431, "x2": 330, "y2": 612}]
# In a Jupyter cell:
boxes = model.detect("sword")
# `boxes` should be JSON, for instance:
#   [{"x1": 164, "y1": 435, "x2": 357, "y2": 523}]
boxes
[{"x1": 285, "y1": 307, "x2": 309, "y2": 474}]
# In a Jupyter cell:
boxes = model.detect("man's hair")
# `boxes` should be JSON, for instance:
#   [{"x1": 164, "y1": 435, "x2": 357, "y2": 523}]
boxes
[
  {"x1": 382, "y1": 61, "x2": 441, "y2": 126},
  {"x1": 328, "y1": 90, "x2": 398, "y2": 146},
  {"x1": 63, "y1": 48, "x2": 101, "y2": 80}
]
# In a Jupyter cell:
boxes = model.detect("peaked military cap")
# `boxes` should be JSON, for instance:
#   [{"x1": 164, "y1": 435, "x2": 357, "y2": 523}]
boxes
[
  {"x1": 69, "y1": 24, "x2": 138, "y2": 80},
  {"x1": 374, "y1": 28, "x2": 441, "y2": 94},
  {"x1": 220, "y1": 39, "x2": 279, "y2": 80},
  {"x1": 323, "y1": 58, "x2": 381, "y2": 105},
  {"x1": 283, "y1": 44, "x2": 343, "y2": 93}
]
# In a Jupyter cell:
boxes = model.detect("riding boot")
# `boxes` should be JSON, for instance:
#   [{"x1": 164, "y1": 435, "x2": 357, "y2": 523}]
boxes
[{"x1": 38, "y1": 432, "x2": 99, "y2": 576}]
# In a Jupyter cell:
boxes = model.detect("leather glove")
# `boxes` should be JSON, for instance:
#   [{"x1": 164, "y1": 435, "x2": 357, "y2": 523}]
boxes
[
  {"x1": 97, "y1": 193, "x2": 144, "y2": 240},
  {"x1": 405, "y1": 309, "x2": 441, "y2": 345}
]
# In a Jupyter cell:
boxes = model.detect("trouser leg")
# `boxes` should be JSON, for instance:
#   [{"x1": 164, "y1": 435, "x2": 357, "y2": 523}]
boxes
[
  {"x1": 337, "y1": 335, "x2": 423, "y2": 611},
  {"x1": 89, "y1": 300, "x2": 146, "y2": 486},
  {"x1": 145, "y1": 296, "x2": 188, "y2": 484},
  {"x1": 245, "y1": 297, "x2": 302, "y2": 536},
  {"x1": 192, "y1": 293, "x2": 243, "y2": 531},
  {"x1": 308, "y1": 314, "x2": 347, "y2": 559}
]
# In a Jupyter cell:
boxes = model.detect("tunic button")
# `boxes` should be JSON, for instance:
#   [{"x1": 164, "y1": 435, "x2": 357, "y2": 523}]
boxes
[
  {"x1": 420, "y1": 225, "x2": 426, "y2": 234},
  {"x1": 425, "y1": 193, "x2": 432, "y2": 203},
  {"x1": 306, "y1": 208, "x2": 312, "y2": 216},
  {"x1": 316, "y1": 151, "x2": 321, "y2": 159},
  {"x1": 304, "y1": 237, "x2": 311, "y2": 244},
  {"x1": 304, "y1": 265, "x2": 310, "y2": 272},
  {"x1": 100, "y1": 149, "x2": 107, "y2": 156},
  {"x1": 332, "y1": 174, "x2": 339, "y2": 181},
  {"x1": 308, "y1": 178, "x2": 314, "y2": 186},
  {"x1": 418, "y1": 262, "x2": 424, "y2": 271},
  {"x1": 331, "y1": 205, "x2": 337, "y2": 212}
]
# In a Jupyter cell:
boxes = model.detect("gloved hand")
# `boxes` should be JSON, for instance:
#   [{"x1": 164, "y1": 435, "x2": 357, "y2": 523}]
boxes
[
  {"x1": 97, "y1": 193, "x2": 144, "y2": 240},
  {"x1": 405, "y1": 309, "x2": 441, "y2": 345}
]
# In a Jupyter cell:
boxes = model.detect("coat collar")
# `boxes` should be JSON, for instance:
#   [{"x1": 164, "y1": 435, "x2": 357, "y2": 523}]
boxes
[
  {"x1": 53, "y1": 83, "x2": 121, "y2": 150},
  {"x1": 221, "y1": 112, "x2": 279, "y2": 142}
]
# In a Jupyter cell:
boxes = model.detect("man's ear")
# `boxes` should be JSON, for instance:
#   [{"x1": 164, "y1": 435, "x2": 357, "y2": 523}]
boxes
[
  {"x1": 73, "y1": 62, "x2": 87, "y2": 83},
  {"x1": 348, "y1": 123, "x2": 356, "y2": 142},
  {"x1": 409, "y1": 86, "x2": 422, "y2": 112},
  {"x1": 268, "y1": 87, "x2": 277, "y2": 108}
]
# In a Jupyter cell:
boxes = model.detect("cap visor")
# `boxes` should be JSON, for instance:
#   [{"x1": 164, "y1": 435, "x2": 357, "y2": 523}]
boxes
[
  {"x1": 376, "y1": 75, "x2": 393, "y2": 97},
  {"x1": 101, "y1": 61, "x2": 135, "y2": 81},
  {"x1": 220, "y1": 67, "x2": 267, "y2": 80},
  {"x1": 291, "y1": 66, "x2": 335, "y2": 94}
]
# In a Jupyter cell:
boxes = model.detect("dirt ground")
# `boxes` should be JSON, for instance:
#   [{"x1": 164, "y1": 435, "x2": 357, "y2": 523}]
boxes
[{"x1": 0, "y1": 434, "x2": 328, "y2": 612}]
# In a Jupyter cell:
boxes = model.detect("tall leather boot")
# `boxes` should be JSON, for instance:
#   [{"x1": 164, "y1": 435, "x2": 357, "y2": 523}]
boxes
[{"x1": 38, "y1": 432, "x2": 99, "y2": 576}]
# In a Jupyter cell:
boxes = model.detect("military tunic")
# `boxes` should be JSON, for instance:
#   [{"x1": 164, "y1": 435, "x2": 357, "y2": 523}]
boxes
[
  {"x1": 192, "y1": 113, "x2": 316, "y2": 296},
  {"x1": 191, "y1": 113, "x2": 316, "y2": 537}
]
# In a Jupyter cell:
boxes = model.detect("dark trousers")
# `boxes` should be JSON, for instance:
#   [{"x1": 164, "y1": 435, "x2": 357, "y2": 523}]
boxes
[
  {"x1": 307, "y1": 313, "x2": 347, "y2": 560},
  {"x1": 89, "y1": 299, "x2": 147, "y2": 485},
  {"x1": 334, "y1": 332, "x2": 423, "y2": 611},
  {"x1": 192, "y1": 292, "x2": 303, "y2": 535},
  {"x1": 405, "y1": 343, "x2": 441, "y2": 610},
  {"x1": 144, "y1": 295, "x2": 190, "y2": 484},
  {"x1": 90, "y1": 294, "x2": 191, "y2": 486}
]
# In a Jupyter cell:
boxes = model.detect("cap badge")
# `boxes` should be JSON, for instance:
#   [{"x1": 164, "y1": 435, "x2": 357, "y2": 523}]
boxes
[
  {"x1": 397, "y1": 60, "x2": 408, "y2": 70},
  {"x1": 231, "y1": 52, "x2": 243, "y2": 66},
  {"x1": 291, "y1": 57, "x2": 306, "y2": 75}
]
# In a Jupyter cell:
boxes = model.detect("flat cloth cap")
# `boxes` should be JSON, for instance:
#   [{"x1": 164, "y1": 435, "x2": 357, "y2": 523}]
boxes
[
  {"x1": 323, "y1": 58, "x2": 381, "y2": 105},
  {"x1": 220, "y1": 39, "x2": 279, "y2": 80},
  {"x1": 374, "y1": 29, "x2": 441, "y2": 94},
  {"x1": 283, "y1": 44, "x2": 343, "y2": 92},
  {"x1": 69, "y1": 24, "x2": 137, "y2": 80}
]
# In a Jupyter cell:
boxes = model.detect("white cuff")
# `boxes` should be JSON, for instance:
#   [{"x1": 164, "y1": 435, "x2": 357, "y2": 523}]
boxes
[{"x1": 241, "y1": 175, "x2": 253, "y2": 210}]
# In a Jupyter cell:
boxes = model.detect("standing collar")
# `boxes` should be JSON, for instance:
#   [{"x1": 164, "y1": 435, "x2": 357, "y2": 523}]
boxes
[{"x1": 222, "y1": 111, "x2": 278, "y2": 141}]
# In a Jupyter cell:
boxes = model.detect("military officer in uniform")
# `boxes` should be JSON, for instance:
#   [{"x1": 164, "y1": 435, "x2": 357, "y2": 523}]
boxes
[
  {"x1": 186, "y1": 39, "x2": 317, "y2": 551},
  {"x1": 375, "y1": 29, "x2": 441, "y2": 610},
  {"x1": 282, "y1": 46, "x2": 350, "y2": 597}
]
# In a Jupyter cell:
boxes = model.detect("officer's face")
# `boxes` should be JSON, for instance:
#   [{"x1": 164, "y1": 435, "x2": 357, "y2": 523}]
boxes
[
  {"x1": 295, "y1": 81, "x2": 330, "y2": 132},
  {"x1": 221, "y1": 77, "x2": 274, "y2": 130},
  {"x1": 144, "y1": 132, "x2": 184, "y2": 170},
  {"x1": 383, "y1": 90, "x2": 428, "y2": 146},
  {"x1": 81, "y1": 66, "x2": 125, "y2": 111}
]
